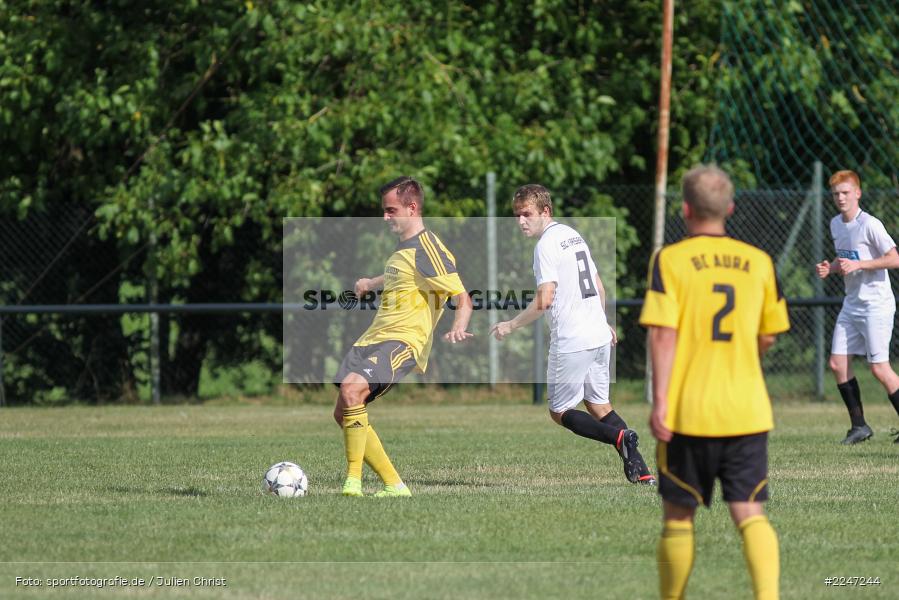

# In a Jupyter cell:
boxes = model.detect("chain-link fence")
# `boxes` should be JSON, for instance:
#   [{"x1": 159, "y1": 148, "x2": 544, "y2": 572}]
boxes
[
  {"x1": 3, "y1": 179, "x2": 899, "y2": 404},
  {"x1": 282, "y1": 216, "x2": 617, "y2": 386},
  {"x1": 607, "y1": 180, "x2": 899, "y2": 403}
]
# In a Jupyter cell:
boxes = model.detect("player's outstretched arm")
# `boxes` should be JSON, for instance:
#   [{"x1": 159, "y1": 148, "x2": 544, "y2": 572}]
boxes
[
  {"x1": 443, "y1": 291, "x2": 474, "y2": 343},
  {"x1": 490, "y1": 282, "x2": 555, "y2": 341}
]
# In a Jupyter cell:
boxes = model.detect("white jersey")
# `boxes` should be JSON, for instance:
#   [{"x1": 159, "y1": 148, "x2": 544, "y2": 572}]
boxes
[
  {"x1": 830, "y1": 209, "x2": 897, "y2": 315},
  {"x1": 534, "y1": 222, "x2": 612, "y2": 353}
]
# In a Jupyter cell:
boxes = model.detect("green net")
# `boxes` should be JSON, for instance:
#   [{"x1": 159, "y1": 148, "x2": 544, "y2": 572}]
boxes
[{"x1": 708, "y1": 0, "x2": 898, "y2": 188}]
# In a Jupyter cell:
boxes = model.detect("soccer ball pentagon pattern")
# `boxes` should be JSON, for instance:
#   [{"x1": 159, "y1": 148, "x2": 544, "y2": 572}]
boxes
[{"x1": 262, "y1": 461, "x2": 308, "y2": 497}]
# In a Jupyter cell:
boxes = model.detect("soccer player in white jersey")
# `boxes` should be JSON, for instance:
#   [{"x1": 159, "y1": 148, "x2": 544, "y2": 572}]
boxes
[
  {"x1": 816, "y1": 170, "x2": 899, "y2": 445},
  {"x1": 490, "y1": 184, "x2": 655, "y2": 484}
]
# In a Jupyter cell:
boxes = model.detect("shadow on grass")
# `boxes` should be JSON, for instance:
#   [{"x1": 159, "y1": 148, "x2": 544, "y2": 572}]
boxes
[
  {"x1": 103, "y1": 485, "x2": 209, "y2": 497},
  {"x1": 161, "y1": 486, "x2": 209, "y2": 497},
  {"x1": 318, "y1": 474, "x2": 507, "y2": 488},
  {"x1": 407, "y1": 478, "x2": 508, "y2": 488}
]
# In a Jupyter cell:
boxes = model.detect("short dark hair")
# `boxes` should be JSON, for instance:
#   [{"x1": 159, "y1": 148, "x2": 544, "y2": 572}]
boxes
[{"x1": 380, "y1": 176, "x2": 424, "y2": 208}]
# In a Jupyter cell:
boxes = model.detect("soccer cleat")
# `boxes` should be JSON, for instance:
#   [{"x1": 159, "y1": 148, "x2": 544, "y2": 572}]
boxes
[
  {"x1": 627, "y1": 446, "x2": 656, "y2": 486},
  {"x1": 890, "y1": 428, "x2": 899, "y2": 444},
  {"x1": 615, "y1": 429, "x2": 642, "y2": 483},
  {"x1": 374, "y1": 483, "x2": 411, "y2": 498},
  {"x1": 341, "y1": 477, "x2": 363, "y2": 497},
  {"x1": 840, "y1": 424, "x2": 873, "y2": 445}
]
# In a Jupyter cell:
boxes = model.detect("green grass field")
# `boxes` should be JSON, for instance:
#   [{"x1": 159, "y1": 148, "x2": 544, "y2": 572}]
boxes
[{"x1": 0, "y1": 398, "x2": 896, "y2": 599}]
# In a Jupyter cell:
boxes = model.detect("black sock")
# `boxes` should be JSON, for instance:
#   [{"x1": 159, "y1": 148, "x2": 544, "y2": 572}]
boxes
[
  {"x1": 889, "y1": 388, "x2": 899, "y2": 417},
  {"x1": 600, "y1": 410, "x2": 628, "y2": 431},
  {"x1": 838, "y1": 378, "x2": 866, "y2": 427},
  {"x1": 561, "y1": 410, "x2": 620, "y2": 445}
]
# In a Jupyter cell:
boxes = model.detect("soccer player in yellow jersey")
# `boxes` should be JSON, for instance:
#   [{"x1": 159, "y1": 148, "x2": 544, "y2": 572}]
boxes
[
  {"x1": 334, "y1": 176, "x2": 473, "y2": 498},
  {"x1": 640, "y1": 165, "x2": 790, "y2": 600}
]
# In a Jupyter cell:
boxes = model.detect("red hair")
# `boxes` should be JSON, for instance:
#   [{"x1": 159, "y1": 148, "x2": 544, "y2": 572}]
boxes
[{"x1": 829, "y1": 170, "x2": 860, "y2": 189}]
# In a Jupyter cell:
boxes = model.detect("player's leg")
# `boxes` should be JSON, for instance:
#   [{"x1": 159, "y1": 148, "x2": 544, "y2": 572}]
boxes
[
  {"x1": 656, "y1": 434, "x2": 713, "y2": 600},
  {"x1": 832, "y1": 355, "x2": 871, "y2": 442},
  {"x1": 870, "y1": 360, "x2": 899, "y2": 408},
  {"x1": 550, "y1": 407, "x2": 620, "y2": 445},
  {"x1": 365, "y1": 425, "x2": 410, "y2": 497},
  {"x1": 583, "y1": 345, "x2": 655, "y2": 484},
  {"x1": 335, "y1": 372, "x2": 370, "y2": 497},
  {"x1": 828, "y1": 352, "x2": 854, "y2": 384},
  {"x1": 333, "y1": 342, "x2": 411, "y2": 497},
  {"x1": 658, "y1": 501, "x2": 696, "y2": 600},
  {"x1": 548, "y1": 348, "x2": 620, "y2": 446},
  {"x1": 863, "y1": 311, "x2": 899, "y2": 424},
  {"x1": 369, "y1": 343, "x2": 416, "y2": 497},
  {"x1": 830, "y1": 312, "x2": 870, "y2": 443},
  {"x1": 868, "y1": 358, "x2": 899, "y2": 393},
  {"x1": 729, "y1": 503, "x2": 779, "y2": 600},
  {"x1": 721, "y1": 433, "x2": 778, "y2": 600}
]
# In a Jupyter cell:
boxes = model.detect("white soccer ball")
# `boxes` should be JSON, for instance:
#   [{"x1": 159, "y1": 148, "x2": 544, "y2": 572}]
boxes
[{"x1": 262, "y1": 461, "x2": 308, "y2": 497}]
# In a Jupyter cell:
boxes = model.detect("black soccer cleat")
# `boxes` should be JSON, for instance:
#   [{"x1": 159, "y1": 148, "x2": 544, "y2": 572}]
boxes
[
  {"x1": 616, "y1": 429, "x2": 642, "y2": 483},
  {"x1": 635, "y1": 455, "x2": 657, "y2": 486},
  {"x1": 840, "y1": 424, "x2": 873, "y2": 445},
  {"x1": 629, "y1": 446, "x2": 657, "y2": 486}
]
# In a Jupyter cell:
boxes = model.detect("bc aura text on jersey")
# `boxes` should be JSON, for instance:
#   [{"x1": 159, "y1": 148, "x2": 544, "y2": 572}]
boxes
[{"x1": 690, "y1": 253, "x2": 751, "y2": 273}]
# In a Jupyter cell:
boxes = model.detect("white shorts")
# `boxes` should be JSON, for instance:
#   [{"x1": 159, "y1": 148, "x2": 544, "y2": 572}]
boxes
[
  {"x1": 546, "y1": 344, "x2": 610, "y2": 414},
  {"x1": 831, "y1": 309, "x2": 895, "y2": 363}
]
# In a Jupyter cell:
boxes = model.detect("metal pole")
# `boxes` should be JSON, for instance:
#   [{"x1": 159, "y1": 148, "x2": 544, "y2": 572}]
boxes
[
  {"x1": 149, "y1": 311, "x2": 161, "y2": 405},
  {"x1": 148, "y1": 195, "x2": 161, "y2": 405},
  {"x1": 0, "y1": 318, "x2": 6, "y2": 407},
  {"x1": 487, "y1": 172, "x2": 499, "y2": 388},
  {"x1": 646, "y1": 0, "x2": 675, "y2": 403},
  {"x1": 812, "y1": 161, "x2": 825, "y2": 400},
  {"x1": 533, "y1": 319, "x2": 544, "y2": 405},
  {"x1": 776, "y1": 193, "x2": 813, "y2": 273}
]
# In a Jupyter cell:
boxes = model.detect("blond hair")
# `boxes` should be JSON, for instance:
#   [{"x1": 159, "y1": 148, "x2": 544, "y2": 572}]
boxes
[
  {"x1": 512, "y1": 184, "x2": 553, "y2": 215},
  {"x1": 682, "y1": 165, "x2": 734, "y2": 220}
]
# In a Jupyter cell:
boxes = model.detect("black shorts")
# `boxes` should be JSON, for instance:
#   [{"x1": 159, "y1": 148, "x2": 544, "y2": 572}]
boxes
[
  {"x1": 333, "y1": 340, "x2": 417, "y2": 404},
  {"x1": 656, "y1": 432, "x2": 769, "y2": 508}
]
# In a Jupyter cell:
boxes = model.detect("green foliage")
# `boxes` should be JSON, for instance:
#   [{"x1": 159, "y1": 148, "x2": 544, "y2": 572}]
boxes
[
  {"x1": 1, "y1": 0, "x2": 727, "y2": 401},
  {"x1": 710, "y1": 0, "x2": 899, "y2": 187}
]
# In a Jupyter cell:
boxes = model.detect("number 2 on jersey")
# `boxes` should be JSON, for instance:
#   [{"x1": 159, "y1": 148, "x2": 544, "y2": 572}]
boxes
[{"x1": 712, "y1": 283, "x2": 734, "y2": 341}]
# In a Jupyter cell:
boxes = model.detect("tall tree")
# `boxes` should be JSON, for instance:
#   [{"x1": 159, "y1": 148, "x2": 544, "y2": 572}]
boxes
[{"x1": 2, "y1": 0, "x2": 729, "y2": 400}]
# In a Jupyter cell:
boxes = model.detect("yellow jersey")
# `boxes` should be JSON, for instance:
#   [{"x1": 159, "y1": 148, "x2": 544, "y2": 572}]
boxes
[
  {"x1": 639, "y1": 235, "x2": 790, "y2": 437},
  {"x1": 355, "y1": 230, "x2": 466, "y2": 372}
]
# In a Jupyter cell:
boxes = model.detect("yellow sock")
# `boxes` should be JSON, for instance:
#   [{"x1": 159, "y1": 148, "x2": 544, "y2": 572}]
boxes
[
  {"x1": 364, "y1": 424, "x2": 402, "y2": 486},
  {"x1": 658, "y1": 519, "x2": 694, "y2": 600},
  {"x1": 342, "y1": 405, "x2": 368, "y2": 479},
  {"x1": 739, "y1": 515, "x2": 779, "y2": 600}
]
